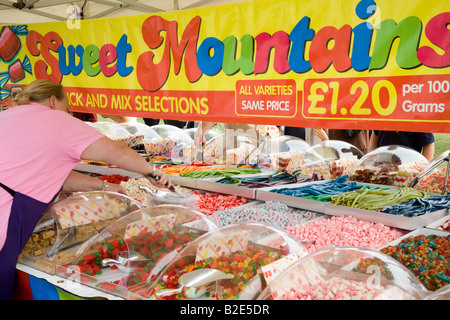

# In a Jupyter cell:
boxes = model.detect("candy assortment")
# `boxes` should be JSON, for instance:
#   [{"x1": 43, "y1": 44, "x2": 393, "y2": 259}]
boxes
[
  {"x1": 381, "y1": 234, "x2": 450, "y2": 291},
  {"x1": 283, "y1": 277, "x2": 415, "y2": 300},
  {"x1": 270, "y1": 176, "x2": 363, "y2": 202},
  {"x1": 287, "y1": 215, "x2": 404, "y2": 253},
  {"x1": 193, "y1": 190, "x2": 248, "y2": 216},
  {"x1": 211, "y1": 201, "x2": 322, "y2": 231},
  {"x1": 24, "y1": 148, "x2": 450, "y2": 300}
]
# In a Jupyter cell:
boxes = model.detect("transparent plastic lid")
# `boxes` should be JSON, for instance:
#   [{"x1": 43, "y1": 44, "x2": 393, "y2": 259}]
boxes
[
  {"x1": 297, "y1": 140, "x2": 364, "y2": 179},
  {"x1": 349, "y1": 145, "x2": 429, "y2": 186},
  {"x1": 88, "y1": 121, "x2": 117, "y2": 134},
  {"x1": 184, "y1": 127, "x2": 220, "y2": 143},
  {"x1": 201, "y1": 133, "x2": 258, "y2": 165},
  {"x1": 257, "y1": 246, "x2": 429, "y2": 300},
  {"x1": 118, "y1": 122, "x2": 161, "y2": 140},
  {"x1": 19, "y1": 191, "x2": 142, "y2": 274},
  {"x1": 150, "y1": 124, "x2": 184, "y2": 139},
  {"x1": 169, "y1": 131, "x2": 197, "y2": 164},
  {"x1": 262, "y1": 136, "x2": 310, "y2": 171},
  {"x1": 263, "y1": 135, "x2": 310, "y2": 154},
  {"x1": 57, "y1": 205, "x2": 217, "y2": 299},
  {"x1": 104, "y1": 123, "x2": 132, "y2": 139},
  {"x1": 425, "y1": 282, "x2": 450, "y2": 300},
  {"x1": 145, "y1": 223, "x2": 306, "y2": 300}
]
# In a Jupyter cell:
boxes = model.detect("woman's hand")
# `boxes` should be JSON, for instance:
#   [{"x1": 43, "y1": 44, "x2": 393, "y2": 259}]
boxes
[
  {"x1": 147, "y1": 167, "x2": 173, "y2": 189},
  {"x1": 104, "y1": 182, "x2": 127, "y2": 195}
]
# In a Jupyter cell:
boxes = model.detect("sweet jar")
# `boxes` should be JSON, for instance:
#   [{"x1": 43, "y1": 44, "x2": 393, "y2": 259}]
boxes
[
  {"x1": 257, "y1": 246, "x2": 429, "y2": 300},
  {"x1": 295, "y1": 140, "x2": 364, "y2": 179},
  {"x1": 19, "y1": 191, "x2": 142, "y2": 275},
  {"x1": 56, "y1": 204, "x2": 217, "y2": 299},
  {"x1": 349, "y1": 145, "x2": 429, "y2": 186},
  {"x1": 146, "y1": 223, "x2": 307, "y2": 300}
]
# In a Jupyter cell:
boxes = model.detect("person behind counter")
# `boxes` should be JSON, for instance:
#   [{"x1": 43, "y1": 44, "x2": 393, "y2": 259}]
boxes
[
  {"x1": 314, "y1": 129, "x2": 371, "y2": 154},
  {"x1": 368, "y1": 130, "x2": 435, "y2": 161},
  {"x1": 0, "y1": 79, "x2": 172, "y2": 300}
]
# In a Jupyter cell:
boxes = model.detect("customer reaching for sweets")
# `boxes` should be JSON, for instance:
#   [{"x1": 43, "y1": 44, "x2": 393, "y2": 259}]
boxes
[{"x1": 0, "y1": 79, "x2": 172, "y2": 300}]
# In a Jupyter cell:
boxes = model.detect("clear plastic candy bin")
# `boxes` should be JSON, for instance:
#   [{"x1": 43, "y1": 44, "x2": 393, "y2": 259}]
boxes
[
  {"x1": 168, "y1": 131, "x2": 197, "y2": 164},
  {"x1": 87, "y1": 121, "x2": 116, "y2": 134},
  {"x1": 19, "y1": 191, "x2": 142, "y2": 275},
  {"x1": 425, "y1": 282, "x2": 450, "y2": 300},
  {"x1": 257, "y1": 246, "x2": 429, "y2": 300},
  {"x1": 144, "y1": 223, "x2": 307, "y2": 300},
  {"x1": 262, "y1": 135, "x2": 310, "y2": 171},
  {"x1": 56, "y1": 205, "x2": 217, "y2": 299},
  {"x1": 349, "y1": 145, "x2": 429, "y2": 186},
  {"x1": 295, "y1": 140, "x2": 363, "y2": 179},
  {"x1": 118, "y1": 122, "x2": 161, "y2": 140},
  {"x1": 150, "y1": 124, "x2": 184, "y2": 138},
  {"x1": 103, "y1": 123, "x2": 145, "y2": 147}
]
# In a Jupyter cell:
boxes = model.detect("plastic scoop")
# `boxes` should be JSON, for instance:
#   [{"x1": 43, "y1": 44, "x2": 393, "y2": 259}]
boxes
[
  {"x1": 155, "y1": 268, "x2": 234, "y2": 299},
  {"x1": 101, "y1": 250, "x2": 150, "y2": 273}
]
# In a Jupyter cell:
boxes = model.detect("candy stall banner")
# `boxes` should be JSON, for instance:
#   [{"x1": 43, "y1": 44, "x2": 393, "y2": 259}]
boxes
[{"x1": 1, "y1": 0, "x2": 449, "y2": 132}]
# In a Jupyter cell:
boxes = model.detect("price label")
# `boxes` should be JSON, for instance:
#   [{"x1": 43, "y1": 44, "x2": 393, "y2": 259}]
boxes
[
  {"x1": 302, "y1": 75, "x2": 450, "y2": 124},
  {"x1": 235, "y1": 79, "x2": 297, "y2": 118}
]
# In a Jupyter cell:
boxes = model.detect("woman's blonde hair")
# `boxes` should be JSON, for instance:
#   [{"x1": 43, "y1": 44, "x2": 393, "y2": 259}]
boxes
[{"x1": 12, "y1": 79, "x2": 65, "y2": 106}]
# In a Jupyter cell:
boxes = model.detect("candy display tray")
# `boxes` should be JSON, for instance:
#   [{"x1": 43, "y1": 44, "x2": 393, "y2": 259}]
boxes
[
  {"x1": 325, "y1": 204, "x2": 448, "y2": 231},
  {"x1": 379, "y1": 227, "x2": 450, "y2": 249},
  {"x1": 255, "y1": 181, "x2": 449, "y2": 231},
  {"x1": 170, "y1": 170, "x2": 277, "y2": 199},
  {"x1": 425, "y1": 214, "x2": 450, "y2": 233},
  {"x1": 255, "y1": 180, "x2": 333, "y2": 213}
]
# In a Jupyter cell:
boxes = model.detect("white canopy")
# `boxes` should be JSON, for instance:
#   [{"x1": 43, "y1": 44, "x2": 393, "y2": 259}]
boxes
[{"x1": 0, "y1": 0, "x2": 248, "y2": 24}]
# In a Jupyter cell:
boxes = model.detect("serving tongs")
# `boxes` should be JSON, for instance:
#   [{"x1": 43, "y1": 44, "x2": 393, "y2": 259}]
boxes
[
  {"x1": 409, "y1": 151, "x2": 450, "y2": 195},
  {"x1": 237, "y1": 132, "x2": 270, "y2": 168},
  {"x1": 46, "y1": 226, "x2": 76, "y2": 258}
]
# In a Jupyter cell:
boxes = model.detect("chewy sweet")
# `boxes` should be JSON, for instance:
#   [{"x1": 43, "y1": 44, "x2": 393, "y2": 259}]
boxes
[{"x1": 381, "y1": 234, "x2": 450, "y2": 291}]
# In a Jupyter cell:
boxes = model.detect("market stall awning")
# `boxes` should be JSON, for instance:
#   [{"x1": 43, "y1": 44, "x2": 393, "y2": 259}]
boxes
[{"x1": 0, "y1": 0, "x2": 219, "y2": 23}]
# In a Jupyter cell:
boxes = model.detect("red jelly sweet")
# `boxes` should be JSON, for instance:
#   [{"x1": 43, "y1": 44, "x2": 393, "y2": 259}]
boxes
[{"x1": 0, "y1": 26, "x2": 20, "y2": 62}]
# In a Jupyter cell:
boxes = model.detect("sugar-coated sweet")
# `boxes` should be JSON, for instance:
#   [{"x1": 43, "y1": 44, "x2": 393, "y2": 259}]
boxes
[{"x1": 287, "y1": 215, "x2": 404, "y2": 253}]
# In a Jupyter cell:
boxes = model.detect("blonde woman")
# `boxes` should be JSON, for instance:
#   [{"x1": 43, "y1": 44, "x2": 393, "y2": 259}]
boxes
[{"x1": 0, "y1": 79, "x2": 172, "y2": 299}]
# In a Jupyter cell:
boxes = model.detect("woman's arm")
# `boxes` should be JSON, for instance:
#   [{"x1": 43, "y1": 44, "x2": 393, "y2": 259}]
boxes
[
  {"x1": 80, "y1": 136, "x2": 172, "y2": 189},
  {"x1": 62, "y1": 171, "x2": 127, "y2": 194}
]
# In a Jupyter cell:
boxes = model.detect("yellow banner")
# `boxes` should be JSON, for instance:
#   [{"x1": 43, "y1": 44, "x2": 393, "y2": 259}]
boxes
[{"x1": 1, "y1": 0, "x2": 449, "y2": 132}]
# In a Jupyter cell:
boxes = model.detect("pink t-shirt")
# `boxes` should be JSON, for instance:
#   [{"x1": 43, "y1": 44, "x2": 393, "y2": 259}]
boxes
[{"x1": 0, "y1": 103, "x2": 105, "y2": 250}]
